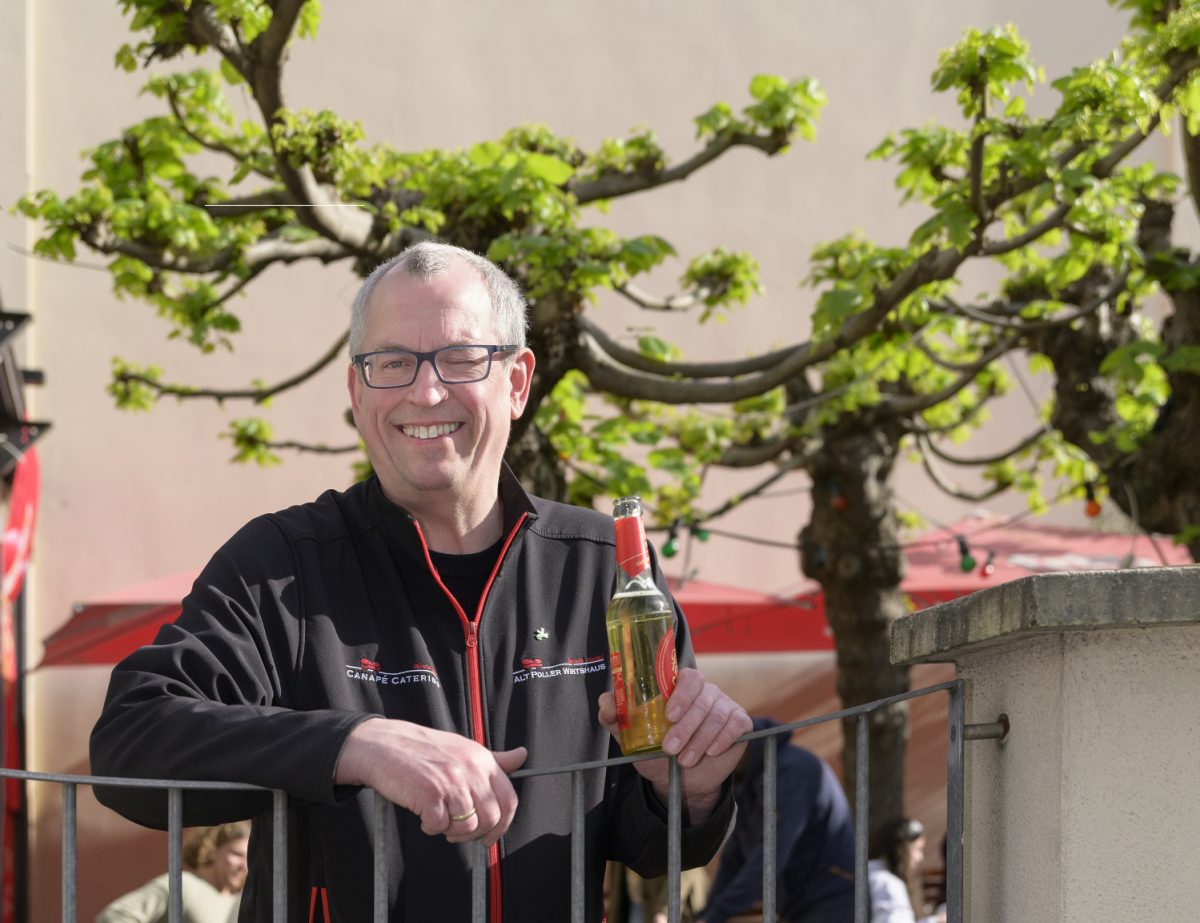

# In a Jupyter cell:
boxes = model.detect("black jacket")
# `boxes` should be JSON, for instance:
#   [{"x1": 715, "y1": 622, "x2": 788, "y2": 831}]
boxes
[
  {"x1": 90, "y1": 469, "x2": 733, "y2": 923},
  {"x1": 701, "y1": 719, "x2": 854, "y2": 923}
]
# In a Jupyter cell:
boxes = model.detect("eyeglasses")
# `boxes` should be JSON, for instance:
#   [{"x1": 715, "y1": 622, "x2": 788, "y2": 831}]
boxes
[{"x1": 352, "y1": 344, "x2": 519, "y2": 389}]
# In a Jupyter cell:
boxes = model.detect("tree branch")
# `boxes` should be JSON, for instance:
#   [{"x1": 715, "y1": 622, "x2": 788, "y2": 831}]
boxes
[
  {"x1": 915, "y1": 435, "x2": 1010, "y2": 503},
  {"x1": 202, "y1": 189, "x2": 295, "y2": 217},
  {"x1": 614, "y1": 281, "x2": 712, "y2": 312},
  {"x1": 923, "y1": 429, "x2": 1044, "y2": 467},
  {"x1": 969, "y1": 77, "x2": 987, "y2": 219},
  {"x1": 185, "y1": 3, "x2": 250, "y2": 80},
  {"x1": 936, "y1": 269, "x2": 1128, "y2": 332},
  {"x1": 716, "y1": 433, "x2": 793, "y2": 468},
  {"x1": 230, "y1": 4, "x2": 372, "y2": 251},
  {"x1": 913, "y1": 333, "x2": 996, "y2": 373},
  {"x1": 704, "y1": 451, "x2": 812, "y2": 521},
  {"x1": 165, "y1": 87, "x2": 274, "y2": 181},
  {"x1": 875, "y1": 335, "x2": 1016, "y2": 417},
  {"x1": 579, "y1": 242, "x2": 975, "y2": 403},
  {"x1": 572, "y1": 131, "x2": 786, "y2": 204},
  {"x1": 80, "y1": 220, "x2": 353, "y2": 274},
  {"x1": 264, "y1": 438, "x2": 359, "y2": 455},
  {"x1": 119, "y1": 330, "x2": 348, "y2": 403},
  {"x1": 255, "y1": 0, "x2": 306, "y2": 69},
  {"x1": 981, "y1": 202, "x2": 1072, "y2": 256},
  {"x1": 579, "y1": 315, "x2": 803, "y2": 378}
]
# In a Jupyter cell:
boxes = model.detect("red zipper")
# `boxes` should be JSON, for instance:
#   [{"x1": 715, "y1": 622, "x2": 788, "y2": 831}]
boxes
[
  {"x1": 414, "y1": 512, "x2": 529, "y2": 923},
  {"x1": 308, "y1": 886, "x2": 330, "y2": 923}
]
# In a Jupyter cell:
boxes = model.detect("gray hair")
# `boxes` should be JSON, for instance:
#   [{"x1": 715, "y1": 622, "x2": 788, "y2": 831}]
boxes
[{"x1": 349, "y1": 242, "x2": 528, "y2": 356}]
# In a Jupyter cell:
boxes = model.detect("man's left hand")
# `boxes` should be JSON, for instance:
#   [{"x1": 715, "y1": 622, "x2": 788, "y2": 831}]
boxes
[{"x1": 598, "y1": 667, "x2": 750, "y2": 823}]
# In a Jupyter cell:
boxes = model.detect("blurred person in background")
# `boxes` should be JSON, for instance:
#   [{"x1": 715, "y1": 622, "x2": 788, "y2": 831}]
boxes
[
  {"x1": 868, "y1": 817, "x2": 945, "y2": 923},
  {"x1": 95, "y1": 821, "x2": 249, "y2": 923},
  {"x1": 696, "y1": 718, "x2": 855, "y2": 923}
]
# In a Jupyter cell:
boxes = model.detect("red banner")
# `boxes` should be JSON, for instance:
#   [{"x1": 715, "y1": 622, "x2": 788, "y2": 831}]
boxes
[{"x1": 2, "y1": 445, "x2": 38, "y2": 923}]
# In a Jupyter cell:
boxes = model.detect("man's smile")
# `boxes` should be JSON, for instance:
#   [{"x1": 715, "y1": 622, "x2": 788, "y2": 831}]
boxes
[{"x1": 399, "y1": 422, "x2": 462, "y2": 440}]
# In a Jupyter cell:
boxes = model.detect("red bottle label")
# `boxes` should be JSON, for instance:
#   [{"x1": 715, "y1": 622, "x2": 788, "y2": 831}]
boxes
[
  {"x1": 614, "y1": 516, "x2": 650, "y2": 578},
  {"x1": 655, "y1": 626, "x2": 677, "y2": 699},
  {"x1": 610, "y1": 650, "x2": 629, "y2": 729}
]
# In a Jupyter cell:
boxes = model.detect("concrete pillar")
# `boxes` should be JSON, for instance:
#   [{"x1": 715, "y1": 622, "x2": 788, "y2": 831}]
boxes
[{"x1": 891, "y1": 566, "x2": 1200, "y2": 923}]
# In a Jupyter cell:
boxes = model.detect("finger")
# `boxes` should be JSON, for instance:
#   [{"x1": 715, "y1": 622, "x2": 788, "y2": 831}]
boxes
[
  {"x1": 662, "y1": 680, "x2": 720, "y2": 757},
  {"x1": 678, "y1": 697, "x2": 746, "y2": 767},
  {"x1": 444, "y1": 800, "x2": 490, "y2": 843},
  {"x1": 493, "y1": 746, "x2": 528, "y2": 774},
  {"x1": 420, "y1": 799, "x2": 453, "y2": 836},
  {"x1": 596, "y1": 692, "x2": 617, "y2": 734},
  {"x1": 706, "y1": 704, "x2": 752, "y2": 757},
  {"x1": 482, "y1": 767, "x2": 520, "y2": 848},
  {"x1": 664, "y1": 667, "x2": 706, "y2": 723}
]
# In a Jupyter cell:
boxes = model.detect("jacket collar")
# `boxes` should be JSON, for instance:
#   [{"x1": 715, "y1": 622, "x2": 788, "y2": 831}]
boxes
[{"x1": 368, "y1": 462, "x2": 538, "y2": 562}]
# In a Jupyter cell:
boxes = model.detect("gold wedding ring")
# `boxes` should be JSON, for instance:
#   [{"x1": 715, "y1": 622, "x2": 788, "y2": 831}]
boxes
[{"x1": 449, "y1": 806, "x2": 477, "y2": 822}]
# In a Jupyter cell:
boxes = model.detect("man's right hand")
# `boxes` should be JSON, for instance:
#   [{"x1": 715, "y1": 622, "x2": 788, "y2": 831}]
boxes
[{"x1": 334, "y1": 718, "x2": 526, "y2": 847}]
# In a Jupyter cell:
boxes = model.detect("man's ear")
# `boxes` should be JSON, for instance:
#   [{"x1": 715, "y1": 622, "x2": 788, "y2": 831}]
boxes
[
  {"x1": 347, "y1": 361, "x2": 363, "y2": 426},
  {"x1": 508, "y1": 348, "x2": 536, "y2": 419}
]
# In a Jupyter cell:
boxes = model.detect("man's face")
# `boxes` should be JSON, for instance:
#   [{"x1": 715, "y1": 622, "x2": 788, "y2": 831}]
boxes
[
  {"x1": 347, "y1": 260, "x2": 533, "y2": 515},
  {"x1": 212, "y1": 837, "x2": 249, "y2": 893}
]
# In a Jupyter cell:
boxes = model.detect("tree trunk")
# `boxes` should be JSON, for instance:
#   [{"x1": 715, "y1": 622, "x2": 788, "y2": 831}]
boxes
[
  {"x1": 504, "y1": 300, "x2": 580, "y2": 501},
  {"x1": 799, "y1": 425, "x2": 909, "y2": 838}
]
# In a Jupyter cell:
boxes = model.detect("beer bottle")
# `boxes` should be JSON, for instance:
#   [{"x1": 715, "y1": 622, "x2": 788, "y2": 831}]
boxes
[{"x1": 606, "y1": 496, "x2": 677, "y2": 754}]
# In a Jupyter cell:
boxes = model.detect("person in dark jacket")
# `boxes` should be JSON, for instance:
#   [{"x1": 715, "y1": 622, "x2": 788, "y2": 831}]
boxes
[
  {"x1": 697, "y1": 719, "x2": 855, "y2": 923},
  {"x1": 90, "y1": 241, "x2": 751, "y2": 923}
]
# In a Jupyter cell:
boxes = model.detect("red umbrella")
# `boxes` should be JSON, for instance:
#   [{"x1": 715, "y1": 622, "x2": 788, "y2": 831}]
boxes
[
  {"x1": 674, "y1": 513, "x2": 1191, "y2": 654},
  {"x1": 39, "y1": 516, "x2": 1191, "y2": 666},
  {"x1": 40, "y1": 570, "x2": 196, "y2": 668}
]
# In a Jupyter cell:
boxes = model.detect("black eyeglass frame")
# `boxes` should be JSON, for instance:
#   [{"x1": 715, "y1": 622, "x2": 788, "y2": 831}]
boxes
[{"x1": 352, "y1": 344, "x2": 520, "y2": 389}]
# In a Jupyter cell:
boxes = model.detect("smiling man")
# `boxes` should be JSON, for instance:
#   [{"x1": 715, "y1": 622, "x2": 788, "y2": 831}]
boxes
[{"x1": 91, "y1": 242, "x2": 750, "y2": 923}]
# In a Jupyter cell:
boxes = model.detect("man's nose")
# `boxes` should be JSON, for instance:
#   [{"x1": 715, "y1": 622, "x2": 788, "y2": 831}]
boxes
[{"x1": 407, "y1": 358, "x2": 447, "y2": 402}]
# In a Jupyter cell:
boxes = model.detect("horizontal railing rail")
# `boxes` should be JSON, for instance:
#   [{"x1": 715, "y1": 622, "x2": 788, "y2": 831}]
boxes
[{"x1": 3, "y1": 678, "x2": 969, "y2": 923}]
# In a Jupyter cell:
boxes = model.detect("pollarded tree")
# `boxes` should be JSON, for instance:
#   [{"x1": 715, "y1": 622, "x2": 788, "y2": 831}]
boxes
[
  {"x1": 20, "y1": 0, "x2": 1200, "y2": 837},
  {"x1": 546, "y1": 1, "x2": 1200, "y2": 829},
  {"x1": 17, "y1": 0, "x2": 824, "y2": 507}
]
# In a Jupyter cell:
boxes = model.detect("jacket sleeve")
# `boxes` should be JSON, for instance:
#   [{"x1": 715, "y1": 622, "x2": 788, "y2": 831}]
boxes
[
  {"x1": 606, "y1": 767, "x2": 735, "y2": 877},
  {"x1": 602, "y1": 543, "x2": 737, "y2": 877},
  {"x1": 89, "y1": 517, "x2": 371, "y2": 829},
  {"x1": 701, "y1": 769, "x2": 814, "y2": 923}
]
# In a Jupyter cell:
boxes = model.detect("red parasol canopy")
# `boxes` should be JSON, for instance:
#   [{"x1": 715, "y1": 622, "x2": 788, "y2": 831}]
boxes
[
  {"x1": 39, "y1": 516, "x2": 1191, "y2": 666},
  {"x1": 674, "y1": 513, "x2": 1191, "y2": 654},
  {"x1": 40, "y1": 570, "x2": 197, "y2": 667}
]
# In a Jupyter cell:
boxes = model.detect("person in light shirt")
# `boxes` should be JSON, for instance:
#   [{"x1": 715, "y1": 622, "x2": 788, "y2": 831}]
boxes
[
  {"x1": 868, "y1": 817, "x2": 946, "y2": 923},
  {"x1": 96, "y1": 822, "x2": 249, "y2": 923}
]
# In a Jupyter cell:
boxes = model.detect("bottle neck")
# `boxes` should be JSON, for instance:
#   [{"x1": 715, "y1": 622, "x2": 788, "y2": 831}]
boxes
[{"x1": 614, "y1": 514, "x2": 654, "y2": 589}]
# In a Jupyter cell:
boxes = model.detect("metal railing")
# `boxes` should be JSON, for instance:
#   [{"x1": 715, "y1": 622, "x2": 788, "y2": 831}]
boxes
[{"x1": 4, "y1": 679, "x2": 1001, "y2": 923}]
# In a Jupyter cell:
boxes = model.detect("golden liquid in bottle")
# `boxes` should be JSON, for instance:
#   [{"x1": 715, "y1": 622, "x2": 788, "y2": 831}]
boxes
[{"x1": 606, "y1": 592, "x2": 676, "y2": 754}]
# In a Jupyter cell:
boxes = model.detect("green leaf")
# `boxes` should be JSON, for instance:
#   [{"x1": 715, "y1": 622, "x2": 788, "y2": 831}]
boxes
[{"x1": 522, "y1": 152, "x2": 574, "y2": 185}]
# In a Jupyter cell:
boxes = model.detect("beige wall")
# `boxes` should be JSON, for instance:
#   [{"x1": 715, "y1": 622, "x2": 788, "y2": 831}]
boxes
[
  {"x1": 959, "y1": 624, "x2": 1200, "y2": 921},
  {"x1": 893, "y1": 568, "x2": 1200, "y2": 921},
  {"x1": 5, "y1": 1, "x2": 1157, "y2": 918}
]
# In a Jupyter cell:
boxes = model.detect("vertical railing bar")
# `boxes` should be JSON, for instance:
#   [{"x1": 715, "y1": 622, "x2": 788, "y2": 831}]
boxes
[
  {"x1": 471, "y1": 839, "x2": 487, "y2": 923},
  {"x1": 762, "y1": 732, "x2": 778, "y2": 923},
  {"x1": 61, "y1": 782, "x2": 77, "y2": 923},
  {"x1": 373, "y1": 790, "x2": 387, "y2": 922},
  {"x1": 570, "y1": 770, "x2": 586, "y2": 923},
  {"x1": 667, "y1": 756, "x2": 682, "y2": 923},
  {"x1": 272, "y1": 789, "x2": 288, "y2": 923},
  {"x1": 946, "y1": 683, "x2": 966, "y2": 923},
  {"x1": 854, "y1": 713, "x2": 870, "y2": 923},
  {"x1": 167, "y1": 787, "x2": 183, "y2": 923}
]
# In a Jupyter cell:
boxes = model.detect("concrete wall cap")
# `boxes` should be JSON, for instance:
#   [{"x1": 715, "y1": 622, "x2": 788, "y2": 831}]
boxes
[{"x1": 891, "y1": 565, "x2": 1200, "y2": 665}]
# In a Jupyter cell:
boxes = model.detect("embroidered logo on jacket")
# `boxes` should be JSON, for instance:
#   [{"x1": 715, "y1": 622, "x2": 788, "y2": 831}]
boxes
[
  {"x1": 346, "y1": 659, "x2": 441, "y2": 687},
  {"x1": 513, "y1": 654, "x2": 607, "y2": 684}
]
